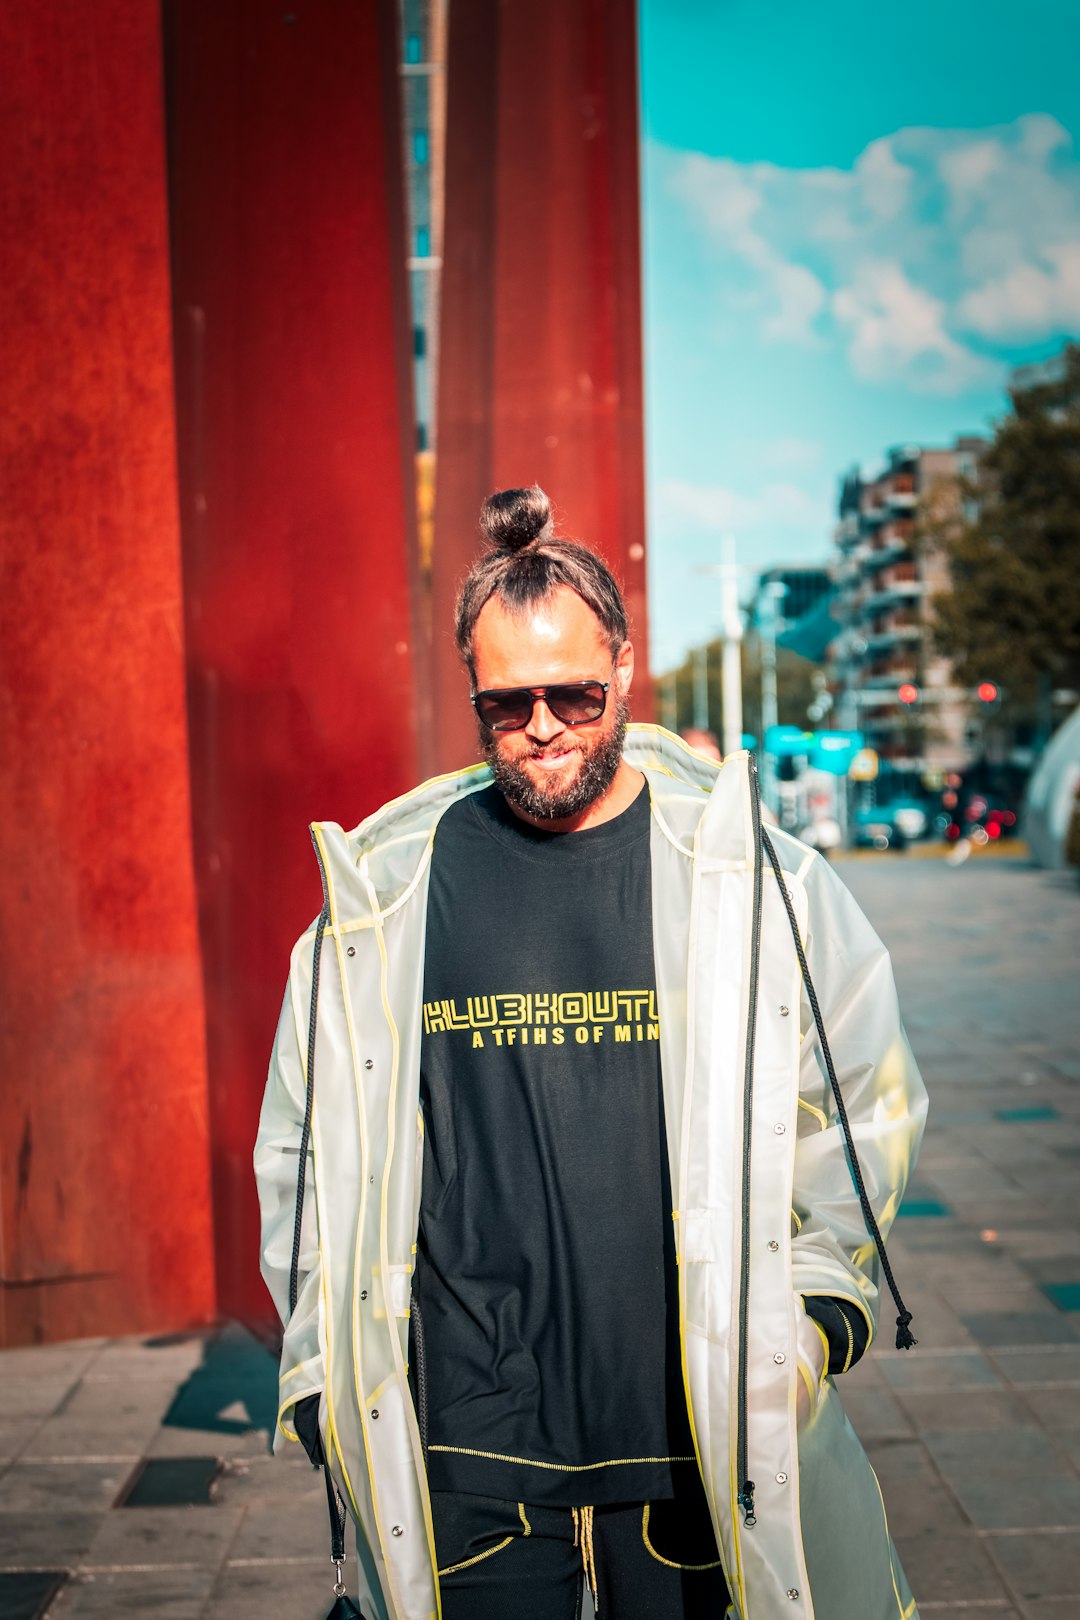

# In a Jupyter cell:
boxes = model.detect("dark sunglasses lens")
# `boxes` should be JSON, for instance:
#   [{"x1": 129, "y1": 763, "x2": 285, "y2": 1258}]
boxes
[
  {"x1": 547, "y1": 683, "x2": 606, "y2": 725},
  {"x1": 475, "y1": 690, "x2": 534, "y2": 731}
]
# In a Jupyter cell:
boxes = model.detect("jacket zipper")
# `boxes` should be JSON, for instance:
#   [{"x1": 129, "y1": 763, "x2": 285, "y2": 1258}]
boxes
[
  {"x1": 413, "y1": 1297, "x2": 430, "y2": 1461},
  {"x1": 736, "y1": 757, "x2": 765, "y2": 1527}
]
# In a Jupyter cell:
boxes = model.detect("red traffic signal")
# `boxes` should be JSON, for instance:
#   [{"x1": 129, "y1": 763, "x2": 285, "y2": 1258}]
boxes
[
  {"x1": 898, "y1": 683, "x2": 919, "y2": 705},
  {"x1": 977, "y1": 681, "x2": 999, "y2": 703}
]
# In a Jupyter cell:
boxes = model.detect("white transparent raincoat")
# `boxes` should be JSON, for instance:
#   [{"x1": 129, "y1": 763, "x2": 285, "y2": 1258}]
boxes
[{"x1": 255, "y1": 728, "x2": 927, "y2": 1620}]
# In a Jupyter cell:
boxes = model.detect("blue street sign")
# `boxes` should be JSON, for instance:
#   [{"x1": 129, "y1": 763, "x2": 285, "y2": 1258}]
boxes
[
  {"x1": 809, "y1": 729, "x2": 864, "y2": 775},
  {"x1": 763, "y1": 725, "x2": 814, "y2": 757}
]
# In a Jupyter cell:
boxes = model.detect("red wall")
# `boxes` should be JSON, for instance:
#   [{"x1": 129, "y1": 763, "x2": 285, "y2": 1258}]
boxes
[
  {"x1": 165, "y1": 0, "x2": 421, "y2": 1328},
  {"x1": 0, "y1": 3, "x2": 215, "y2": 1343},
  {"x1": 432, "y1": 0, "x2": 652, "y2": 770}
]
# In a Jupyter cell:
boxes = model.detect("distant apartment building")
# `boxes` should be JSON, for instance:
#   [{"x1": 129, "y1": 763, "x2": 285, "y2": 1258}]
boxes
[
  {"x1": 828, "y1": 437, "x2": 986, "y2": 773},
  {"x1": 400, "y1": 0, "x2": 448, "y2": 572}
]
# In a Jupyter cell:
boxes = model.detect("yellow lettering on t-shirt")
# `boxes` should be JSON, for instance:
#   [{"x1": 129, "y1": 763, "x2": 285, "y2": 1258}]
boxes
[
  {"x1": 472, "y1": 1032, "x2": 484, "y2": 1048},
  {"x1": 553, "y1": 1027, "x2": 565, "y2": 1045}
]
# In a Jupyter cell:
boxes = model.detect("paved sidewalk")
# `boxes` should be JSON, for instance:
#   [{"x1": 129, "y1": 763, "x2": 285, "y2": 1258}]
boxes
[{"x1": 1, "y1": 849, "x2": 1078, "y2": 1618}]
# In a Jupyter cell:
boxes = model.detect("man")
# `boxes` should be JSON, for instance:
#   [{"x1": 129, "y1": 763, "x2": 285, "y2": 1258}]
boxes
[{"x1": 256, "y1": 487, "x2": 927, "y2": 1620}]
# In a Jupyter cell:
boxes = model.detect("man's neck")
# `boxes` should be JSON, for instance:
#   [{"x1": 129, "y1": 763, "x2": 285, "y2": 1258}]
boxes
[{"x1": 504, "y1": 761, "x2": 647, "y2": 834}]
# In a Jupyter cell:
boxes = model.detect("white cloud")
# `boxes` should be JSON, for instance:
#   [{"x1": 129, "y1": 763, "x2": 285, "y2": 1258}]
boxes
[
  {"x1": 959, "y1": 241, "x2": 1080, "y2": 339},
  {"x1": 762, "y1": 436, "x2": 824, "y2": 473},
  {"x1": 663, "y1": 112, "x2": 1080, "y2": 392},
  {"x1": 658, "y1": 479, "x2": 826, "y2": 533},
  {"x1": 833, "y1": 261, "x2": 994, "y2": 393}
]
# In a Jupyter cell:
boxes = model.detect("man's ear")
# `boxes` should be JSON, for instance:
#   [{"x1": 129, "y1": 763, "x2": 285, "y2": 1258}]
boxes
[{"x1": 615, "y1": 639, "x2": 635, "y2": 695}]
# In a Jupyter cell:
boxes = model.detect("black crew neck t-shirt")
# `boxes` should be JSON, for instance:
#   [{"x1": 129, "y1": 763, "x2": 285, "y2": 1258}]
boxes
[{"x1": 412, "y1": 781, "x2": 697, "y2": 1506}]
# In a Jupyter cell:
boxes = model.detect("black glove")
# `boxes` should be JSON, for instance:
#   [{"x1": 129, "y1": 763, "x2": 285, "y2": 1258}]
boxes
[{"x1": 294, "y1": 1392, "x2": 326, "y2": 1469}]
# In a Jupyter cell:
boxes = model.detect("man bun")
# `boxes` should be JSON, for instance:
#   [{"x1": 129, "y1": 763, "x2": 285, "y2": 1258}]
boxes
[{"x1": 479, "y1": 485, "x2": 554, "y2": 553}]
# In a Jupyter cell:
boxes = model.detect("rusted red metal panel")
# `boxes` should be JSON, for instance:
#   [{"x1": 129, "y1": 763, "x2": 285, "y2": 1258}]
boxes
[
  {"x1": 165, "y1": 0, "x2": 420, "y2": 1328},
  {"x1": 0, "y1": 2, "x2": 215, "y2": 1343},
  {"x1": 433, "y1": 0, "x2": 652, "y2": 771}
]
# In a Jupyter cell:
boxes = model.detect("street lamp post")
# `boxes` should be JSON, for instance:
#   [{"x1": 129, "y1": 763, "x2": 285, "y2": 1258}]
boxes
[
  {"x1": 720, "y1": 536, "x2": 744, "y2": 759},
  {"x1": 758, "y1": 580, "x2": 788, "y2": 811}
]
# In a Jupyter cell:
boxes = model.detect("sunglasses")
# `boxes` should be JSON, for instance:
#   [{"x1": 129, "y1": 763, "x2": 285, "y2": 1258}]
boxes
[{"x1": 471, "y1": 666, "x2": 615, "y2": 732}]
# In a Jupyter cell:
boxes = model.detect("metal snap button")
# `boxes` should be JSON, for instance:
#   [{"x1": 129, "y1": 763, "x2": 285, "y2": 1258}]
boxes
[
  {"x1": 360, "y1": 1290, "x2": 368, "y2": 1301},
  {"x1": 370, "y1": 1409, "x2": 379, "y2": 1420},
  {"x1": 776, "y1": 1471, "x2": 788, "y2": 1484},
  {"x1": 774, "y1": 1123, "x2": 786, "y2": 1135},
  {"x1": 347, "y1": 946, "x2": 356, "y2": 957},
  {"x1": 773, "y1": 1352, "x2": 786, "y2": 1364},
  {"x1": 787, "y1": 1591, "x2": 799, "y2": 1601},
  {"x1": 365, "y1": 1059, "x2": 374, "y2": 1069},
  {"x1": 779, "y1": 1005, "x2": 789, "y2": 1016},
  {"x1": 768, "y1": 1240, "x2": 779, "y2": 1252},
  {"x1": 392, "y1": 1525, "x2": 404, "y2": 1537}
]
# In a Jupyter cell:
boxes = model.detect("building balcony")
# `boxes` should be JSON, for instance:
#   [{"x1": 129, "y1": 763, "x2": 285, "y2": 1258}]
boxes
[
  {"x1": 861, "y1": 579, "x2": 924, "y2": 613},
  {"x1": 860, "y1": 535, "x2": 911, "y2": 572},
  {"x1": 864, "y1": 623, "x2": 921, "y2": 652},
  {"x1": 887, "y1": 488, "x2": 917, "y2": 511}
]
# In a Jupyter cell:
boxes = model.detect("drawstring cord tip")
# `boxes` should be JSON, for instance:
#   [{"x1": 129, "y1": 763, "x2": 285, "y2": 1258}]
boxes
[{"x1": 895, "y1": 1311, "x2": 917, "y2": 1350}]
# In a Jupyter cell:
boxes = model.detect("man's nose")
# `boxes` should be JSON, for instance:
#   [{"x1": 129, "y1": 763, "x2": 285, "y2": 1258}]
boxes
[{"x1": 527, "y1": 697, "x2": 566, "y2": 744}]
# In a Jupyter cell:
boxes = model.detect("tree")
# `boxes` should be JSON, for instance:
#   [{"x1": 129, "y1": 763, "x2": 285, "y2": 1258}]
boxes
[
  {"x1": 925, "y1": 344, "x2": 1080, "y2": 734},
  {"x1": 652, "y1": 634, "x2": 821, "y2": 741}
]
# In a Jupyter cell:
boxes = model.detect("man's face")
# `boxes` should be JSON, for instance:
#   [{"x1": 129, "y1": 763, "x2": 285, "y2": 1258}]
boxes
[{"x1": 470, "y1": 586, "x2": 634, "y2": 826}]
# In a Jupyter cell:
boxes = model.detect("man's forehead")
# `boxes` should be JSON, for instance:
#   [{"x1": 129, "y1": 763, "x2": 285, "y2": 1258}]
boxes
[{"x1": 472, "y1": 589, "x2": 611, "y2": 681}]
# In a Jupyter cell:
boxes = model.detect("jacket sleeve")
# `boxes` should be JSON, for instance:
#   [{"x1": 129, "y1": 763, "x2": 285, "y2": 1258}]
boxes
[
  {"x1": 788, "y1": 850, "x2": 928, "y2": 1349},
  {"x1": 254, "y1": 963, "x2": 325, "y2": 1453}
]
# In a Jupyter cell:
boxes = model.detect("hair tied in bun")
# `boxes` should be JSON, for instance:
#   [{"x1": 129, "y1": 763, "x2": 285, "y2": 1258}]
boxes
[{"x1": 479, "y1": 486, "x2": 554, "y2": 553}]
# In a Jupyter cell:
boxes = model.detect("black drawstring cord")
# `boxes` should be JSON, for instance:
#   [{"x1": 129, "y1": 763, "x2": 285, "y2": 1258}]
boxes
[{"x1": 762, "y1": 832, "x2": 917, "y2": 1352}]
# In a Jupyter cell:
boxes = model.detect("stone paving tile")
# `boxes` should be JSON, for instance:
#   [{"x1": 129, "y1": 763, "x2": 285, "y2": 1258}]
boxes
[
  {"x1": 988, "y1": 1529, "x2": 1080, "y2": 1601},
  {"x1": 894, "y1": 1389, "x2": 1035, "y2": 1431},
  {"x1": 892, "y1": 1531, "x2": 1011, "y2": 1605},
  {"x1": 84, "y1": 1338, "x2": 211, "y2": 1385},
  {"x1": 959, "y1": 1313, "x2": 1078, "y2": 1347},
  {"x1": 992, "y1": 1347, "x2": 1080, "y2": 1387},
  {"x1": 0, "y1": 1344, "x2": 103, "y2": 1382},
  {"x1": 82, "y1": 1504, "x2": 244, "y2": 1573},
  {"x1": 0, "y1": 1419, "x2": 46, "y2": 1468},
  {"x1": 877, "y1": 1350, "x2": 1004, "y2": 1392},
  {"x1": 922, "y1": 1425, "x2": 1071, "y2": 1482},
  {"x1": 24, "y1": 1381, "x2": 174, "y2": 1460},
  {"x1": 835, "y1": 1387, "x2": 914, "y2": 1438},
  {"x1": 1023, "y1": 1388, "x2": 1080, "y2": 1427},
  {"x1": 224, "y1": 1491, "x2": 337, "y2": 1565},
  {"x1": 48, "y1": 1566, "x2": 212, "y2": 1618},
  {"x1": 949, "y1": 1475, "x2": 1080, "y2": 1531},
  {"x1": 0, "y1": 1462, "x2": 132, "y2": 1514},
  {"x1": 1, "y1": 1381, "x2": 80, "y2": 1422},
  {"x1": 0, "y1": 1512, "x2": 104, "y2": 1568},
  {"x1": 147, "y1": 1424, "x2": 272, "y2": 1461},
  {"x1": 206, "y1": 1559, "x2": 334, "y2": 1620}
]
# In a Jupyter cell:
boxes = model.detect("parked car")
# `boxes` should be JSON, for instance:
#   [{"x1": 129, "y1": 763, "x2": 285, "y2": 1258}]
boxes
[{"x1": 852, "y1": 800, "x2": 929, "y2": 851}]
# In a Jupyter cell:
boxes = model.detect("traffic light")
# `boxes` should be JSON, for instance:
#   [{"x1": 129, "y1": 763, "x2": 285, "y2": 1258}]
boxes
[
  {"x1": 977, "y1": 681, "x2": 999, "y2": 703},
  {"x1": 898, "y1": 683, "x2": 919, "y2": 705}
]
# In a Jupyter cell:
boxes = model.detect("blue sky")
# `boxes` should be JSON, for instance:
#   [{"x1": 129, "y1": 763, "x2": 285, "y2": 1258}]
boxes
[{"x1": 639, "y1": 0, "x2": 1080, "y2": 670}]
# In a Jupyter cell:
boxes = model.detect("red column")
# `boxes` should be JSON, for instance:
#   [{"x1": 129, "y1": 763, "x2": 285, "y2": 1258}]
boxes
[
  {"x1": 0, "y1": 3, "x2": 215, "y2": 1343},
  {"x1": 433, "y1": 0, "x2": 652, "y2": 771},
  {"x1": 165, "y1": 1, "x2": 421, "y2": 1327}
]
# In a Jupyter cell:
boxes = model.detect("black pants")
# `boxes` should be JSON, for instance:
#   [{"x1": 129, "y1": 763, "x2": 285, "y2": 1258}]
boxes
[{"x1": 431, "y1": 1487, "x2": 733, "y2": 1620}]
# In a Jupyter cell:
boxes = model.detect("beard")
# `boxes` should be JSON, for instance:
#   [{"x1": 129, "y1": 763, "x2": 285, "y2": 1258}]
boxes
[{"x1": 481, "y1": 697, "x2": 630, "y2": 823}]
